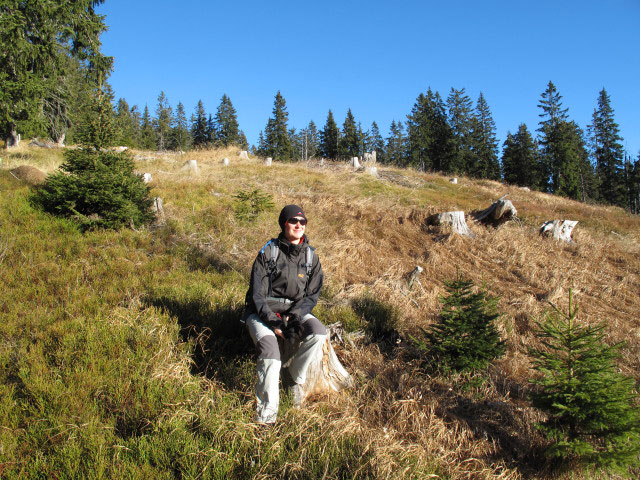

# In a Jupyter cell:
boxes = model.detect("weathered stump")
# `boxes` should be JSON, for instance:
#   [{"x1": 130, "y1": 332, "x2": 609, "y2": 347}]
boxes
[
  {"x1": 427, "y1": 211, "x2": 474, "y2": 237},
  {"x1": 222, "y1": 158, "x2": 230, "y2": 166},
  {"x1": 540, "y1": 220, "x2": 577, "y2": 242},
  {"x1": 473, "y1": 195, "x2": 518, "y2": 226},
  {"x1": 55, "y1": 133, "x2": 66, "y2": 148},
  {"x1": 142, "y1": 173, "x2": 152, "y2": 183},
  {"x1": 264, "y1": 157, "x2": 272, "y2": 166},
  {"x1": 351, "y1": 157, "x2": 361, "y2": 169},
  {"x1": 151, "y1": 197, "x2": 165, "y2": 224},
  {"x1": 282, "y1": 327, "x2": 353, "y2": 404},
  {"x1": 366, "y1": 166, "x2": 378, "y2": 176},
  {"x1": 182, "y1": 160, "x2": 200, "y2": 174},
  {"x1": 239, "y1": 151, "x2": 249, "y2": 160},
  {"x1": 450, "y1": 177, "x2": 458, "y2": 184},
  {"x1": 363, "y1": 151, "x2": 377, "y2": 164},
  {"x1": 6, "y1": 129, "x2": 20, "y2": 148},
  {"x1": 29, "y1": 139, "x2": 55, "y2": 148}
]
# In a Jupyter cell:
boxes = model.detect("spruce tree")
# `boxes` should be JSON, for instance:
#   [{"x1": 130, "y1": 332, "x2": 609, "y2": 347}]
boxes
[
  {"x1": 154, "y1": 91, "x2": 172, "y2": 151},
  {"x1": 406, "y1": 88, "x2": 455, "y2": 172},
  {"x1": 31, "y1": 88, "x2": 154, "y2": 230},
  {"x1": 470, "y1": 93, "x2": 501, "y2": 180},
  {"x1": 319, "y1": 110, "x2": 339, "y2": 159},
  {"x1": 212, "y1": 94, "x2": 240, "y2": 147},
  {"x1": 171, "y1": 102, "x2": 190, "y2": 151},
  {"x1": 447, "y1": 88, "x2": 475, "y2": 175},
  {"x1": 140, "y1": 105, "x2": 156, "y2": 150},
  {"x1": 338, "y1": 109, "x2": 359, "y2": 159},
  {"x1": 114, "y1": 98, "x2": 139, "y2": 147},
  {"x1": 191, "y1": 100, "x2": 209, "y2": 148},
  {"x1": 589, "y1": 89, "x2": 626, "y2": 207},
  {"x1": 530, "y1": 291, "x2": 640, "y2": 472},
  {"x1": 386, "y1": 120, "x2": 407, "y2": 166},
  {"x1": 416, "y1": 276, "x2": 506, "y2": 373},
  {"x1": 263, "y1": 91, "x2": 292, "y2": 161},
  {"x1": 367, "y1": 121, "x2": 386, "y2": 162},
  {"x1": 502, "y1": 124, "x2": 541, "y2": 188}
]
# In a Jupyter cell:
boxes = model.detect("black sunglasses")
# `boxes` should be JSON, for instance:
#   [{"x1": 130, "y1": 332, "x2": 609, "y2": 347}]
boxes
[{"x1": 287, "y1": 217, "x2": 307, "y2": 226}]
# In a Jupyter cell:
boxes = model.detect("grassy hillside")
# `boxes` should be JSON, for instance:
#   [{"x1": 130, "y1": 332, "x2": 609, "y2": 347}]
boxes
[{"x1": 1, "y1": 144, "x2": 639, "y2": 479}]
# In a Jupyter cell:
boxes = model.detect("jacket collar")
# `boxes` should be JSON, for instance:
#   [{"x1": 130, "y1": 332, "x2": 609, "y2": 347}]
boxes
[{"x1": 277, "y1": 232, "x2": 307, "y2": 254}]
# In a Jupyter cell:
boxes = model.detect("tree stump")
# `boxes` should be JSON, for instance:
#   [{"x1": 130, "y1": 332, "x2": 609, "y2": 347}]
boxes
[
  {"x1": 540, "y1": 220, "x2": 577, "y2": 242},
  {"x1": 151, "y1": 197, "x2": 165, "y2": 224},
  {"x1": 282, "y1": 327, "x2": 353, "y2": 404},
  {"x1": 264, "y1": 157, "x2": 272, "y2": 166},
  {"x1": 427, "y1": 211, "x2": 474, "y2": 237},
  {"x1": 142, "y1": 173, "x2": 152, "y2": 183},
  {"x1": 363, "y1": 151, "x2": 377, "y2": 164},
  {"x1": 222, "y1": 158, "x2": 230, "y2": 166},
  {"x1": 239, "y1": 151, "x2": 249, "y2": 160},
  {"x1": 55, "y1": 133, "x2": 66, "y2": 148},
  {"x1": 6, "y1": 129, "x2": 20, "y2": 148},
  {"x1": 182, "y1": 160, "x2": 199, "y2": 174},
  {"x1": 473, "y1": 195, "x2": 518, "y2": 226},
  {"x1": 450, "y1": 177, "x2": 458, "y2": 184},
  {"x1": 351, "y1": 157, "x2": 361, "y2": 169},
  {"x1": 366, "y1": 166, "x2": 378, "y2": 176}
]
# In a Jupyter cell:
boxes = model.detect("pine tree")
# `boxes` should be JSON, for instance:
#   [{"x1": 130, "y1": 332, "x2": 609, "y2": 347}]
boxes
[
  {"x1": 555, "y1": 121, "x2": 595, "y2": 201},
  {"x1": 628, "y1": 154, "x2": 640, "y2": 214},
  {"x1": 263, "y1": 91, "x2": 292, "y2": 161},
  {"x1": 297, "y1": 121, "x2": 319, "y2": 161},
  {"x1": 406, "y1": 88, "x2": 455, "y2": 172},
  {"x1": 212, "y1": 94, "x2": 240, "y2": 147},
  {"x1": 367, "y1": 121, "x2": 386, "y2": 162},
  {"x1": 319, "y1": 110, "x2": 339, "y2": 159},
  {"x1": 502, "y1": 124, "x2": 541, "y2": 188},
  {"x1": 171, "y1": 102, "x2": 190, "y2": 151},
  {"x1": 589, "y1": 89, "x2": 626, "y2": 207},
  {"x1": 537, "y1": 81, "x2": 570, "y2": 193},
  {"x1": 415, "y1": 276, "x2": 506, "y2": 373},
  {"x1": 470, "y1": 93, "x2": 501, "y2": 180},
  {"x1": 386, "y1": 120, "x2": 407, "y2": 166},
  {"x1": 238, "y1": 130, "x2": 249, "y2": 151},
  {"x1": 114, "y1": 98, "x2": 138, "y2": 147},
  {"x1": 339, "y1": 109, "x2": 359, "y2": 159},
  {"x1": 447, "y1": 88, "x2": 475, "y2": 174},
  {"x1": 191, "y1": 100, "x2": 209, "y2": 148},
  {"x1": 140, "y1": 105, "x2": 156, "y2": 150},
  {"x1": 154, "y1": 91, "x2": 172, "y2": 151},
  {"x1": 530, "y1": 291, "x2": 640, "y2": 472},
  {"x1": 31, "y1": 88, "x2": 154, "y2": 230}
]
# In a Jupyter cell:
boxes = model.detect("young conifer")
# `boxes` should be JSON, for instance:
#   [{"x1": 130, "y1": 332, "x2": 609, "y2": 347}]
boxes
[
  {"x1": 416, "y1": 276, "x2": 505, "y2": 373},
  {"x1": 529, "y1": 291, "x2": 640, "y2": 473}
]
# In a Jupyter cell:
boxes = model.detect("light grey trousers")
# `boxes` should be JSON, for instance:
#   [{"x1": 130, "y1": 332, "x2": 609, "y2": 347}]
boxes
[{"x1": 245, "y1": 313, "x2": 327, "y2": 423}]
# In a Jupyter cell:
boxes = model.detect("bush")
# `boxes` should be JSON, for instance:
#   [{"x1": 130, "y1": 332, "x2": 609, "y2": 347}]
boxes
[
  {"x1": 529, "y1": 291, "x2": 640, "y2": 473},
  {"x1": 414, "y1": 276, "x2": 505, "y2": 373},
  {"x1": 233, "y1": 188, "x2": 274, "y2": 221},
  {"x1": 31, "y1": 148, "x2": 154, "y2": 230}
]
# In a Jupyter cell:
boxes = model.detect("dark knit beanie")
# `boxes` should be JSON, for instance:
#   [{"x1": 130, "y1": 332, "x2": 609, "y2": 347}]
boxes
[{"x1": 278, "y1": 204, "x2": 306, "y2": 230}]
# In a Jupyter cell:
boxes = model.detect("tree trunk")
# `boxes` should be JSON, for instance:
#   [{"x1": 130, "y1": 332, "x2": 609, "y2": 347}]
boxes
[
  {"x1": 282, "y1": 326, "x2": 353, "y2": 404},
  {"x1": 56, "y1": 132, "x2": 66, "y2": 148},
  {"x1": 473, "y1": 195, "x2": 518, "y2": 226},
  {"x1": 427, "y1": 211, "x2": 474, "y2": 237},
  {"x1": 540, "y1": 220, "x2": 577, "y2": 242},
  {"x1": 6, "y1": 127, "x2": 20, "y2": 148}
]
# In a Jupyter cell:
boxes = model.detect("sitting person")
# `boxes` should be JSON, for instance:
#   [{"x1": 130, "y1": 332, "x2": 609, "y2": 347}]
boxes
[{"x1": 242, "y1": 204, "x2": 327, "y2": 424}]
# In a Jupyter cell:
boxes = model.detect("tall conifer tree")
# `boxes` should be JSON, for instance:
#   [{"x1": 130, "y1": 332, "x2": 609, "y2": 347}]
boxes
[
  {"x1": 502, "y1": 124, "x2": 540, "y2": 188},
  {"x1": 537, "y1": 81, "x2": 570, "y2": 192},
  {"x1": 319, "y1": 110, "x2": 339, "y2": 159},
  {"x1": 140, "y1": 105, "x2": 156, "y2": 150},
  {"x1": 263, "y1": 91, "x2": 292, "y2": 161},
  {"x1": 367, "y1": 121, "x2": 386, "y2": 162},
  {"x1": 447, "y1": 88, "x2": 475, "y2": 174},
  {"x1": 171, "y1": 102, "x2": 190, "y2": 151},
  {"x1": 589, "y1": 89, "x2": 626, "y2": 207},
  {"x1": 212, "y1": 94, "x2": 240, "y2": 147},
  {"x1": 191, "y1": 100, "x2": 209, "y2": 148},
  {"x1": 155, "y1": 91, "x2": 172, "y2": 151},
  {"x1": 470, "y1": 93, "x2": 500, "y2": 179},
  {"x1": 339, "y1": 109, "x2": 359, "y2": 159},
  {"x1": 386, "y1": 120, "x2": 407, "y2": 166}
]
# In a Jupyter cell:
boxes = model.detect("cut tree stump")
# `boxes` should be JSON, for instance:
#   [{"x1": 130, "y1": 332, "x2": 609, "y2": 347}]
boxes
[
  {"x1": 427, "y1": 211, "x2": 474, "y2": 237},
  {"x1": 282, "y1": 325, "x2": 353, "y2": 404},
  {"x1": 239, "y1": 151, "x2": 249, "y2": 160},
  {"x1": 351, "y1": 156, "x2": 361, "y2": 169},
  {"x1": 264, "y1": 157, "x2": 272, "y2": 166},
  {"x1": 540, "y1": 220, "x2": 577, "y2": 242},
  {"x1": 473, "y1": 195, "x2": 518, "y2": 226}
]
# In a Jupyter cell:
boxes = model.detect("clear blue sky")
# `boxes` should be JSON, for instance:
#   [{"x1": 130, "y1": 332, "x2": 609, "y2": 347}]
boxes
[{"x1": 98, "y1": 0, "x2": 640, "y2": 156}]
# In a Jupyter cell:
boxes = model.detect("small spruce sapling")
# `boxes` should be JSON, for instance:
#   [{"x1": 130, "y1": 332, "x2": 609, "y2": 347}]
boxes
[
  {"x1": 415, "y1": 276, "x2": 506, "y2": 372},
  {"x1": 529, "y1": 290, "x2": 640, "y2": 473}
]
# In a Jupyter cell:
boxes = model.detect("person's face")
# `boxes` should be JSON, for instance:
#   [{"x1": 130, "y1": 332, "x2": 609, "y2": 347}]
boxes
[{"x1": 284, "y1": 217, "x2": 306, "y2": 243}]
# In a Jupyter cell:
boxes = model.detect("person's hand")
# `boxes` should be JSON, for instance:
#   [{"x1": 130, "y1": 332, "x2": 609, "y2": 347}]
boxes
[{"x1": 273, "y1": 328, "x2": 285, "y2": 338}]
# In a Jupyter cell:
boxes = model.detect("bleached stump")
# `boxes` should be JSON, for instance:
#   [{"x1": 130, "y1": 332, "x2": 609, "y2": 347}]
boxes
[
  {"x1": 407, "y1": 266, "x2": 423, "y2": 290},
  {"x1": 540, "y1": 220, "x2": 577, "y2": 242},
  {"x1": 142, "y1": 173, "x2": 152, "y2": 183},
  {"x1": 450, "y1": 177, "x2": 458, "y2": 184},
  {"x1": 363, "y1": 151, "x2": 377, "y2": 164},
  {"x1": 264, "y1": 157, "x2": 272, "y2": 166},
  {"x1": 239, "y1": 151, "x2": 249, "y2": 160},
  {"x1": 366, "y1": 166, "x2": 378, "y2": 176},
  {"x1": 473, "y1": 195, "x2": 518, "y2": 226},
  {"x1": 182, "y1": 160, "x2": 200, "y2": 174},
  {"x1": 222, "y1": 158, "x2": 230, "y2": 166},
  {"x1": 6, "y1": 129, "x2": 20, "y2": 148},
  {"x1": 283, "y1": 331, "x2": 353, "y2": 404},
  {"x1": 56, "y1": 133, "x2": 66, "y2": 148},
  {"x1": 151, "y1": 197, "x2": 165, "y2": 224},
  {"x1": 319, "y1": 158, "x2": 325, "y2": 166},
  {"x1": 352, "y1": 157, "x2": 361, "y2": 169},
  {"x1": 427, "y1": 211, "x2": 474, "y2": 237}
]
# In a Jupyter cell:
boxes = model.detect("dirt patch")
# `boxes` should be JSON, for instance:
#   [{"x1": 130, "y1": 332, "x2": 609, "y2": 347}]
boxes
[{"x1": 9, "y1": 165, "x2": 47, "y2": 185}]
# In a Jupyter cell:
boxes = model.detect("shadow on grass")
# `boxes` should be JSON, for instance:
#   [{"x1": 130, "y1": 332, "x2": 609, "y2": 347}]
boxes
[
  {"x1": 351, "y1": 295, "x2": 401, "y2": 354},
  {"x1": 433, "y1": 381, "x2": 548, "y2": 477},
  {"x1": 145, "y1": 295, "x2": 255, "y2": 394}
]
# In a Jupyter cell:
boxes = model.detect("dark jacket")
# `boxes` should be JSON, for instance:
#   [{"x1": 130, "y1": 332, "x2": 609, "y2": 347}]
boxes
[{"x1": 244, "y1": 233, "x2": 323, "y2": 329}]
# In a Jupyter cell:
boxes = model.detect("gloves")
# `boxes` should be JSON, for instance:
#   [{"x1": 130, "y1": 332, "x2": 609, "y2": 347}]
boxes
[{"x1": 283, "y1": 313, "x2": 304, "y2": 342}]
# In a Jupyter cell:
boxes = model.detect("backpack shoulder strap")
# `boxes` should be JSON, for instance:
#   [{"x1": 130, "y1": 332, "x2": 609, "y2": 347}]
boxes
[{"x1": 303, "y1": 245, "x2": 315, "y2": 276}]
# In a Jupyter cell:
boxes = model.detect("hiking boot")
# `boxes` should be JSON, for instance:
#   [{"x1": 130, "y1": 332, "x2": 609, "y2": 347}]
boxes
[{"x1": 291, "y1": 383, "x2": 304, "y2": 408}]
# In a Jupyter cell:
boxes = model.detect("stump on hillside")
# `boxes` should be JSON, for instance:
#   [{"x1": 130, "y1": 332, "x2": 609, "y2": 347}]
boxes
[
  {"x1": 142, "y1": 173, "x2": 152, "y2": 183},
  {"x1": 282, "y1": 326, "x2": 353, "y2": 404},
  {"x1": 239, "y1": 151, "x2": 249, "y2": 160},
  {"x1": 264, "y1": 157, "x2": 272, "y2": 166},
  {"x1": 450, "y1": 177, "x2": 458, "y2": 184},
  {"x1": 351, "y1": 157, "x2": 361, "y2": 169},
  {"x1": 222, "y1": 158, "x2": 230, "y2": 166},
  {"x1": 473, "y1": 195, "x2": 518, "y2": 227},
  {"x1": 366, "y1": 166, "x2": 378, "y2": 176},
  {"x1": 540, "y1": 220, "x2": 577, "y2": 242},
  {"x1": 427, "y1": 211, "x2": 474, "y2": 237},
  {"x1": 151, "y1": 197, "x2": 165, "y2": 224},
  {"x1": 182, "y1": 160, "x2": 199, "y2": 174}
]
